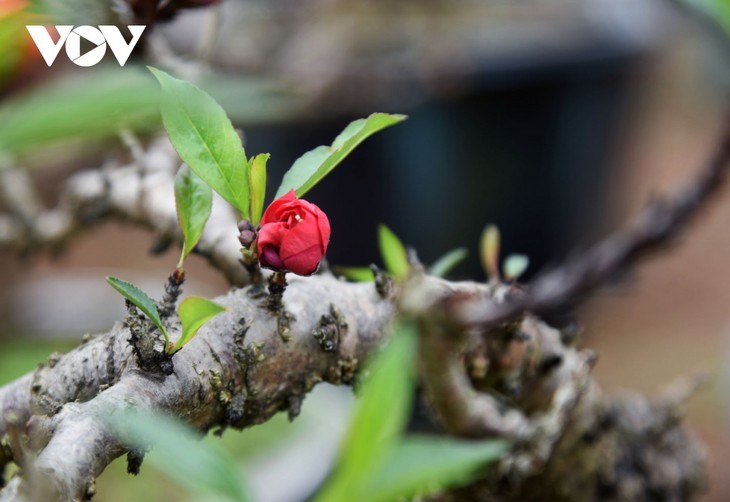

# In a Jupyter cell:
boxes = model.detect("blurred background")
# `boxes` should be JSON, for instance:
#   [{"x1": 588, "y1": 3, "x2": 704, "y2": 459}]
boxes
[{"x1": 1, "y1": 0, "x2": 730, "y2": 500}]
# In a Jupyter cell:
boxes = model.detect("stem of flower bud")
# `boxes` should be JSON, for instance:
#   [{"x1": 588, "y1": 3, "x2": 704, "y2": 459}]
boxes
[{"x1": 266, "y1": 271, "x2": 287, "y2": 312}]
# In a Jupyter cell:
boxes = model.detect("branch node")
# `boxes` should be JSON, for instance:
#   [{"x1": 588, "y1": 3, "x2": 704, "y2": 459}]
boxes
[
  {"x1": 126, "y1": 301, "x2": 174, "y2": 375},
  {"x1": 224, "y1": 394, "x2": 248, "y2": 429},
  {"x1": 277, "y1": 310, "x2": 296, "y2": 342},
  {"x1": 243, "y1": 342, "x2": 265, "y2": 367},
  {"x1": 312, "y1": 304, "x2": 347, "y2": 352},
  {"x1": 370, "y1": 264, "x2": 393, "y2": 299},
  {"x1": 287, "y1": 394, "x2": 302, "y2": 422},
  {"x1": 85, "y1": 478, "x2": 96, "y2": 500},
  {"x1": 326, "y1": 356, "x2": 359, "y2": 386}
]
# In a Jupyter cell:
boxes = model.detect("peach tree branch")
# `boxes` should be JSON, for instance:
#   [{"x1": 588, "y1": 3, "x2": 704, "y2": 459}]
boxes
[{"x1": 0, "y1": 136, "x2": 247, "y2": 286}]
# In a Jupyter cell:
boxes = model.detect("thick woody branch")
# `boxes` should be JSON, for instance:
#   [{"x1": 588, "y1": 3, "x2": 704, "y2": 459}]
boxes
[
  {"x1": 0, "y1": 275, "x2": 393, "y2": 500},
  {"x1": 0, "y1": 274, "x2": 709, "y2": 501}
]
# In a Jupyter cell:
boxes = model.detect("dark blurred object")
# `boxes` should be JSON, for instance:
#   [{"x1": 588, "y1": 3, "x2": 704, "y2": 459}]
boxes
[
  {"x1": 129, "y1": 0, "x2": 220, "y2": 25},
  {"x1": 226, "y1": 0, "x2": 669, "y2": 278}
]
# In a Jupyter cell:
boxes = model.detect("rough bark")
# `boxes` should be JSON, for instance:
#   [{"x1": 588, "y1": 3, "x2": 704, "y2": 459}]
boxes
[
  {"x1": 0, "y1": 271, "x2": 708, "y2": 502},
  {"x1": 0, "y1": 275, "x2": 394, "y2": 500}
]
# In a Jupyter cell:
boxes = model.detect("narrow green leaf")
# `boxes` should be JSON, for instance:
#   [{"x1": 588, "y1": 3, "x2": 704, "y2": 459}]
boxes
[
  {"x1": 148, "y1": 67, "x2": 250, "y2": 217},
  {"x1": 480, "y1": 224, "x2": 501, "y2": 281},
  {"x1": 106, "y1": 410, "x2": 250, "y2": 502},
  {"x1": 316, "y1": 322, "x2": 417, "y2": 502},
  {"x1": 365, "y1": 436, "x2": 507, "y2": 502},
  {"x1": 428, "y1": 247, "x2": 468, "y2": 277},
  {"x1": 276, "y1": 113, "x2": 407, "y2": 198},
  {"x1": 378, "y1": 224, "x2": 409, "y2": 280},
  {"x1": 106, "y1": 277, "x2": 169, "y2": 342},
  {"x1": 344, "y1": 323, "x2": 416, "y2": 462},
  {"x1": 175, "y1": 164, "x2": 213, "y2": 268},
  {"x1": 334, "y1": 266, "x2": 375, "y2": 282},
  {"x1": 249, "y1": 153, "x2": 269, "y2": 225},
  {"x1": 503, "y1": 254, "x2": 529, "y2": 281},
  {"x1": 171, "y1": 296, "x2": 227, "y2": 353}
]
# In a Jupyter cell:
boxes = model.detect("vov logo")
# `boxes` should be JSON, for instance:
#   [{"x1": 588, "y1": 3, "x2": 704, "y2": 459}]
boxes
[{"x1": 25, "y1": 25, "x2": 146, "y2": 67}]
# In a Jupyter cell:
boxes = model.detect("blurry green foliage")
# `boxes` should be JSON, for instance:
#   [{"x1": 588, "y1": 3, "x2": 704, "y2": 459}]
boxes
[
  {"x1": 0, "y1": 63, "x2": 292, "y2": 165},
  {"x1": 0, "y1": 339, "x2": 76, "y2": 386},
  {"x1": 378, "y1": 224, "x2": 410, "y2": 280},
  {"x1": 480, "y1": 224, "x2": 501, "y2": 281},
  {"x1": 0, "y1": 66, "x2": 160, "y2": 157},
  {"x1": 335, "y1": 265, "x2": 375, "y2": 282},
  {"x1": 503, "y1": 253, "x2": 529, "y2": 281},
  {"x1": 317, "y1": 321, "x2": 505, "y2": 502},
  {"x1": 365, "y1": 436, "x2": 506, "y2": 502},
  {"x1": 429, "y1": 247, "x2": 468, "y2": 278},
  {"x1": 108, "y1": 410, "x2": 251, "y2": 502}
]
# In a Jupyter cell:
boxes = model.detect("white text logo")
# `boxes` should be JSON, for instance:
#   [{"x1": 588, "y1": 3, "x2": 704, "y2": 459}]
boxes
[{"x1": 25, "y1": 25, "x2": 146, "y2": 67}]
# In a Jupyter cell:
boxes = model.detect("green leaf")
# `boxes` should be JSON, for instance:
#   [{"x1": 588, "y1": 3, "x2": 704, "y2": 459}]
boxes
[
  {"x1": 503, "y1": 254, "x2": 529, "y2": 281},
  {"x1": 106, "y1": 410, "x2": 250, "y2": 502},
  {"x1": 0, "y1": 65, "x2": 159, "y2": 157},
  {"x1": 365, "y1": 436, "x2": 507, "y2": 502},
  {"x1": 428, "y1": 247, "x2": 468, "y2": 277},
  {"x1": 276, "y1": 113, "x2": 407, "y2": 198},
  {"x1": 316, "y1": 322, "x2": 417, "y2": 502},
  {"x1": 106, "y1": 277, "x2": 169, "y2": 344},
  {"x1": 148, "y1": 67, "x2": 250, "y2": 217},
  {"x1": 175, "y1": 164, "x2": 213, "y2": 268},
  {"x1": 343, "y1": 323, "x2": 416, "y2": 464},
  {"x1": 480, "y1": 224, "x2": 501, "y2": 281},
  {"x1": 378, "y1": 224, "x2": 409, "y2": 280},
  {"x1": 249, "y1": 153, "x2": 269, "y2": 225},
  {"x1": 170, "y1": 296, "x2": 227, "y2": 353},
  {"x1": 334, "y1": 266, "x2": 375, "y2": 282}
]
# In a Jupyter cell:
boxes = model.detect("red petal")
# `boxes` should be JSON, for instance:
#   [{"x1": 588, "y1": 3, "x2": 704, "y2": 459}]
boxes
[
  {"x1": 282, "y1": 244, "x2": 322, "y2": 275},
  {"x1": 279, "y1": 221, "x2": 323, "y2": 275},
  {"x1": 256, "y1": 222, "x2": 286, "y2": 252},
  {"x1": 315, "y1": 210, "x2": 331, "y2": 253},
  {"x1": 261, "y1": 190, "x2": 297, "y2": 224}
]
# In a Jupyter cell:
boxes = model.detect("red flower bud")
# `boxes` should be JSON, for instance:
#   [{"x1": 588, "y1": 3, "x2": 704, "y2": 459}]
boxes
[{"x1": 256, "y1": 190, "x2": 331, "y2": 276}]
